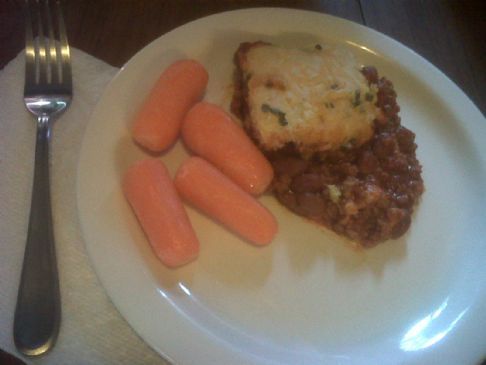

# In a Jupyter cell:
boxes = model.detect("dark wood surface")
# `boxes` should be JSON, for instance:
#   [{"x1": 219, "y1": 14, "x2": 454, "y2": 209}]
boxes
[
  {"x1": 0, "y1": 1, "x2": 485, "y2": 364},
  {"x1": 1, "y1": 0, "x2": 485, "y2": 114}
]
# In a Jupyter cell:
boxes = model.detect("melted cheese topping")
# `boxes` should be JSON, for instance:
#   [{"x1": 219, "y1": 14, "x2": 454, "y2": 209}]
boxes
[{"x1": 244, "y1": 44, "x2": 380, "y2": 154}]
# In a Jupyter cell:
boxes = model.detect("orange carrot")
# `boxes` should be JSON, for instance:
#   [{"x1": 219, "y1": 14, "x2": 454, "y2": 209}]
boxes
[
  {"x1": 175, "y1": 157, "x2": 277, "y2": 245},
  {"x1": 132, "y1": 59, "x2": 208, "y2": 152},
  {"x1": 181, "y1": 102, "x2": 273, "y2": 195},
  {"x1": 123, "y1": 158, "x2": 199, "y2": 268}
]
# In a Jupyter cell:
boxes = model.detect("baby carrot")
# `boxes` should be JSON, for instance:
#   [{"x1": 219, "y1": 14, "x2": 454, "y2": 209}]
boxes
[
  {"x1": 175, "y1": 157, "x2": 277, "y2": 245},
  {"x1": 132, "y1": 59, "x2": 208, "y2": 152},
  {"x1": 181, "y1": 102, "x2": 273, "y2": 195},
  {"x1": 123, "y1": 158, "x2": 199, "y2": 268}
]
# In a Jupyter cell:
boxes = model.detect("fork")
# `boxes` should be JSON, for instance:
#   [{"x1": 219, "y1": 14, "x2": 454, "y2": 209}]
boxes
[{"x1": 13, "y1": 0, "x2": 72, "y2": 357}]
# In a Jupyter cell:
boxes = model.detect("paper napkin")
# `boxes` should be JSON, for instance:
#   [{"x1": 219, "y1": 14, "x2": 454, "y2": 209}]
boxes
[{"x1": 0, "y1": 48, "x2": 169, "y2": 365}]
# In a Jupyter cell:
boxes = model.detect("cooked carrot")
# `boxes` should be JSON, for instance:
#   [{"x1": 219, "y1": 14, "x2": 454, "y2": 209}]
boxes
[
  {"x1": 175, "y1": 157, "x2": 277, "y2": 245},
  {"x1": 181, "y1": 102, "x2": 273, "y2": 195},
  {"x1": 132, "y1": 59, "x2": 208, "y2": 152},
  {"x1": 123, "y1": 158, "x2": 199, "y2": 268}
]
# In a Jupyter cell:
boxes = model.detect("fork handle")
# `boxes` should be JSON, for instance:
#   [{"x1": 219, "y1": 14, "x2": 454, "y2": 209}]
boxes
[{"x1": 14, "y1": 116, "x2": 61, "y2": 356}]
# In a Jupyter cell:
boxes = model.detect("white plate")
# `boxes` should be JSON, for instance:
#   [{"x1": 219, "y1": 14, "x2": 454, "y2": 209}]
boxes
[{"x1": 77, "y1": 8, "x2": 486, "y2": 365}]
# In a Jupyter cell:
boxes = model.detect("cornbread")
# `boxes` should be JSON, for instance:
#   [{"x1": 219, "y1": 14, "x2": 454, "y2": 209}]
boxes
[{"x1": 232, "y1": 42, "x2": 381, "y2": 155}]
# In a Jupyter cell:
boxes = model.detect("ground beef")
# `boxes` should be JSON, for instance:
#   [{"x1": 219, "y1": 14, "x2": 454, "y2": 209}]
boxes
[{"x1": 232, "y1": 46, "x2": 424, "y2": 247}]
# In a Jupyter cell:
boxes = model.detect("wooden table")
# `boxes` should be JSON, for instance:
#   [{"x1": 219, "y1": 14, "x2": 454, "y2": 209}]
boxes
[
  {"x1": 0, "y1": 1, "x2": 485, "y2": 364},
  {"x1": 1, "y1": 0, "x2": 485, "y2": 114}
]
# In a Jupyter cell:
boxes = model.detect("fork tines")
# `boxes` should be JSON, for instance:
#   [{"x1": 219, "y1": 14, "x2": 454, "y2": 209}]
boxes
[{"x1": 25, "y1": 0, "x2": 71, "y2": 95}]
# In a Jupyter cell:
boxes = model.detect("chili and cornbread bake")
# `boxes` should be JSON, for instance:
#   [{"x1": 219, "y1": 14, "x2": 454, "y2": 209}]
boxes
[{"x1": 231, "y1": 42, "x2": 424, "y2": 247}]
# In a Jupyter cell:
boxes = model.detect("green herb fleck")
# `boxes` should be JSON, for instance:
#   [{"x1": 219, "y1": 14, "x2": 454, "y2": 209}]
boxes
[
  {"x1": 352, "y1": 89, "x2": 361, "y2": 107},
  {"x1": 315, "y1": 44, "x2": 322, "y2": 51},
  {"x1": 342, "y1": 138, "x2": 356, "y2": 149},
  {"x1": 330, "y1": 83, "x2": 339, "y2": 90},
  {"x1": 365, "y1": 92, "x2": 374, "y2": 102},
  {"x1": 324, "y1": 102, "x2": 335, "y2": 109},
  {"x1": 261, "y1": 103, "x2": 288, "y2": 126},
  {"x1": 328, "y1": 185, "x2": 341, "y2": 203}
]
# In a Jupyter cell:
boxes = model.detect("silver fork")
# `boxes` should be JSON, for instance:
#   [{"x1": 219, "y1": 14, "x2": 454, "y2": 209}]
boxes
[{"x1": 14, "y1": 0, "x2": 72, "y2": 357}]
